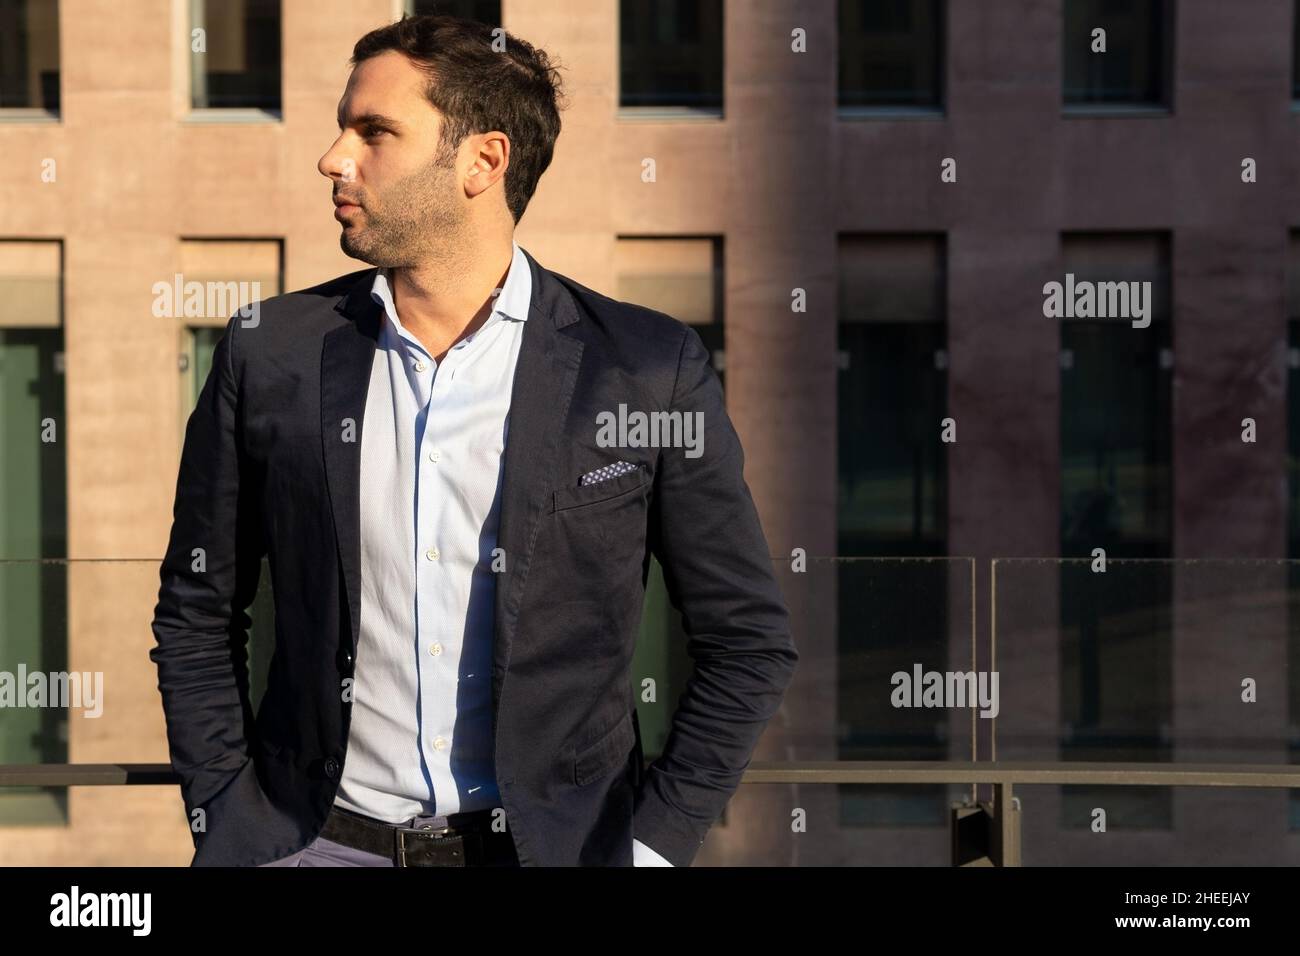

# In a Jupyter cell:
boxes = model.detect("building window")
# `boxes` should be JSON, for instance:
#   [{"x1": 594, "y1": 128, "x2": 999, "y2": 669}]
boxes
[
  {"x1": 177, "y1": 240, "x2": 281, "y2": 423},
  {"x1": 838, "y1": 235, "x2": 947, "y2": 555},
  {"x1": 615, "y1": 236, "x2": 723, "y2": 761},
  {"x1": 189, "y1": 0, "x2": 281, "y2": 114},
  {"x1": 1059, "y1": 231, "x2": 1173, "y2": 828},
  {"x1": 837, "y1": 234, "x2": 949, "y2": 826},
  {"x1": 409, "y1": 0, "x2": 499, "y2": 22},
  {"x1": 614, "y1": 236, "x2": 724, "y2": 382},
  {"x1": 619, "y1": 0, "x2": 723, "y2": 114},
  {"x1": 1063, "y1": 0, "x2": 1172, "y2": 110},
  {"x1": 0, "y1": 0, "x2": 60, "y2": 114},
  {"x1": 177, "y1": 239, "x2": 281, "y2": 712},
  {"x1": 838, "y1": 0, "x2": 944, "y2": 112},
  {"x1": 1294, "y1": 1, "x2": 1300, "y2": 102},
  {"x1": 185, "y1": 328, "x2": 223, "y2": 411},
  {"x1": 0, "y1": 240, "x2": 66, "y2": 825},
  {"x1": 1286, "y1": 231, "x2": 1300, "y2": 828},
  {"x1": 1059, "y1": 233, "x2": 1172, "y2": 557}
]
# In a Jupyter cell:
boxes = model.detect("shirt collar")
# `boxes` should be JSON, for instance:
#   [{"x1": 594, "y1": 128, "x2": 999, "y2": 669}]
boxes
[
  {"x1": 493, "y1": 239, "x2": 531, "y2": 323},
  {"x1": 368, "y1": 239, "x2": 531, "y2": 330}
]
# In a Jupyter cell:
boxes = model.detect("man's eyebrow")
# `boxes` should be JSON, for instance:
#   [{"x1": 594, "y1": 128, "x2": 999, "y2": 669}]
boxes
[{"x1": 337, "y1": 109, "x2": 403, "y2": 131}]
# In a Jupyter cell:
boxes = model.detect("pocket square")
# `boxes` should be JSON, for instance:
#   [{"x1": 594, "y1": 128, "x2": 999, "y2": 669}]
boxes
[{"x1": 579, "y1": 460, "x2": 640, "y2": 487}]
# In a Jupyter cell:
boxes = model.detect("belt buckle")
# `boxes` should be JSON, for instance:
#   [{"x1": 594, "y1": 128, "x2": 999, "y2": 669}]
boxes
[{"x1": 397, "y1": 823, "x2": 471, "y2": 867}]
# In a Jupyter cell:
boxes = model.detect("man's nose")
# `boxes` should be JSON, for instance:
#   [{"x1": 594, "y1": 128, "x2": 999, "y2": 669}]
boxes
[{"x1": 318, "y1": 140, "x2": 354, "y2": 182}]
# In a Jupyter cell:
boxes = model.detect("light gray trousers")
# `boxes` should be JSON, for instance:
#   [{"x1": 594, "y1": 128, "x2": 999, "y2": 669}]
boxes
[{"x1": 259, "y1": 810, "x2": 452, "y2": 867}]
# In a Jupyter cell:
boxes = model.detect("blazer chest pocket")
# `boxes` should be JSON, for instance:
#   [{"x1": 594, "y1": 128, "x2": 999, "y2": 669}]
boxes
[
  {"x1": 551, "y1": 463, "x2": 650, "y2": 514},
  {"x1": 574, "y1": 710, "x2": 636, "y2": 786}
]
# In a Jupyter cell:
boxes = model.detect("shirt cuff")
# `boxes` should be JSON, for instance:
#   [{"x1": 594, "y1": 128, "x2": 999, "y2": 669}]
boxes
[{"x1": 632, "y1": 838, "x2": 675, "y2": 867}]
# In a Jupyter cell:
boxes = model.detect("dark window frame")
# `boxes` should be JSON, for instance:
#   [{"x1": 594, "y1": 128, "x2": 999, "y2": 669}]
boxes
[
  {"x1": 837, "y1": 0, "x2": 947, "y2": 116},
  {"x1": 1062, "y1": 0, "x2": 1176, "y2": 115},
  {"x1": 617, "y1": 0, "x2": 725, "y2": 116}
]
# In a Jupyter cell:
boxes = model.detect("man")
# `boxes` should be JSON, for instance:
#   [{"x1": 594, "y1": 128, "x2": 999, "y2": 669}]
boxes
[{"x1": 150, "y1": 13, "x2": 797, "y2": 868}]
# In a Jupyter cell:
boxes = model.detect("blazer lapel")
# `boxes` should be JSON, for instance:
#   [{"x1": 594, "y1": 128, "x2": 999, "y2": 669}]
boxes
[
  {"x1": 322, "y1": 274, "x2": 381, "y2": 655},
  {"x1": 491, "y1": 248, "x2": 584, "y2": 727}
]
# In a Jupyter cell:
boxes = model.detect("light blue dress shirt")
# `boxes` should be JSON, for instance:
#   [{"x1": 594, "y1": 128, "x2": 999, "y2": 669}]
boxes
[{"x1": 332, "y1": 240, "x2": 672, "y2": 866}]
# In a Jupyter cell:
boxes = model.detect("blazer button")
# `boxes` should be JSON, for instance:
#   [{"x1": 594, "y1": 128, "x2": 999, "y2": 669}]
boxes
[
  {"x1": 324, "y1": 758, "x2": 340, "y2": 779},
  {"x1": 336, "y1": 648, "x2": 354, "y2": 673}
]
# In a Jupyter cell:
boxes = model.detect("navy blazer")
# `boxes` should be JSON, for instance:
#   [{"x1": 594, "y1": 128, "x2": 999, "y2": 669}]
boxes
[{"x1": 149, "y1": 246, "x2": 799, "y2": 866}]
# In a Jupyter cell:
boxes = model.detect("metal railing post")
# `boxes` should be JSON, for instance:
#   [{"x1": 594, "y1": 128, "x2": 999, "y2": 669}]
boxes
[{"x1": 990, "y1": 782, "x2": 1021, "y2": 866}]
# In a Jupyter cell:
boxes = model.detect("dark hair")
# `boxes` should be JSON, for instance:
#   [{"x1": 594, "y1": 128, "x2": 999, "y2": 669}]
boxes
[{"x1": 351, "y1": 14, "x2": 566, "y2": 224}]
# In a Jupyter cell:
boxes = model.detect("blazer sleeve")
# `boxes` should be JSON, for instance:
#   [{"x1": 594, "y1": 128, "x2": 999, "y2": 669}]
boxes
[
  {"x1": 633, "y1": 324, "x2": 800, "y2": 867},
  {"x1": 149, "y1": 312, "x2": 266, "y2": 834}
]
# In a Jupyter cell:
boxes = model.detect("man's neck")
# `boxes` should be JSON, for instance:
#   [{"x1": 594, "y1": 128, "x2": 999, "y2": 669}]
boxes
[{"x1": 388, "y1": 237, "x2": 514, "y2": 363}]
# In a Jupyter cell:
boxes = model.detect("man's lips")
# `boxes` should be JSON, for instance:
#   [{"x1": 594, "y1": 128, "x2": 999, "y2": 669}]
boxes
[{"x1": 333, "y1": 200, "x2": 362, "y2": 221}]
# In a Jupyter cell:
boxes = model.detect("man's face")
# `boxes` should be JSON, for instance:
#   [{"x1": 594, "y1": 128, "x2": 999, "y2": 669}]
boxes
[{"x1": 317, "y1": 50, "x2": 466, "y2": 267}]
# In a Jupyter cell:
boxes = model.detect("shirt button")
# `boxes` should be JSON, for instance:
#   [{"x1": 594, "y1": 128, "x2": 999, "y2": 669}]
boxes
[
  {"x1": 414, "y1": 360, "x2": 427, "y2": 372},
  {"x1": 429, "y1": 642, "x2": 442, "y2": 657},
  {"x1": 429, "y1": 449, "x2": 441, "y2": 463},
  {"x1": 434, "y1": 736, "x2": 448, "y2": 751},
  {"x1": 425, "y1": 548, "x2": 439, "y2": 561}
]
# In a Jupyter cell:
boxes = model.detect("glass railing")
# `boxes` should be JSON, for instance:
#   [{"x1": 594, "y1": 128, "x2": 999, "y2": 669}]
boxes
[
  {"x1": 991, "y1": 558, "x2": 1300, "y2": 865},
  {"x1": 0, "y1": 558, "x2": 275, "y2": 833},
  {"x1": 1, "y1": 556, "x2": 1299, "y2": 866}
]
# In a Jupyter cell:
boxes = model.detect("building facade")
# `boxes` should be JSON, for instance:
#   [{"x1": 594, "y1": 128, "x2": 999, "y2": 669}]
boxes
[{"x1": 1, "y1": 0, "x2": 1299, "y2": 865}]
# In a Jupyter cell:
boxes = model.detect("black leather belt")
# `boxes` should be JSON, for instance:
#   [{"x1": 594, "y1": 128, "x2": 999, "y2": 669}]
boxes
[{"x1": 320, "y1": 806, "x2": 520, "y2": 867}]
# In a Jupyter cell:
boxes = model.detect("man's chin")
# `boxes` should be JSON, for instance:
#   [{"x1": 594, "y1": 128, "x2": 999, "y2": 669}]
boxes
[
  {"x1": 338, "y1": 226, "x2": 414, "y2": 269},
  {"x1": 339, "y1": 232, "x2": 381, "y2": 266}
]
